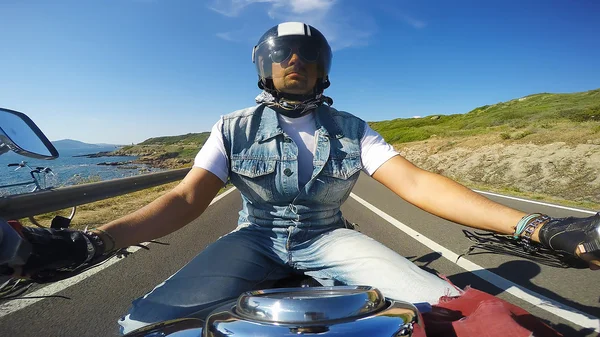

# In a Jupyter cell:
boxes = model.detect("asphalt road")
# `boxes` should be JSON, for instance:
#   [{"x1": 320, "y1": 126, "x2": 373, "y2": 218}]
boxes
[{"x1": 0, "y1": 173, "x2": 598, "y2": 336}]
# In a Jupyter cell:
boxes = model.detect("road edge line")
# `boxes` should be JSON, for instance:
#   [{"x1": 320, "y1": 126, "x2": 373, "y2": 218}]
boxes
[{"x1": 474, "y1": 190, "x2": 596, "y2": 215}]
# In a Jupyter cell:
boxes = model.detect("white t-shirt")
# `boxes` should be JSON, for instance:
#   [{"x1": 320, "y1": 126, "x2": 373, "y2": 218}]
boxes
[{"x1": 194, "y1": 112, "x2": 398, "y2": 184}]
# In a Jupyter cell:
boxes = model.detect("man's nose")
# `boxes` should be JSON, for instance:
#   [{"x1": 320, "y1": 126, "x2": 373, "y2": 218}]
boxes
[{"x1": 287, "y1": 51, "x2": 304, "y2": 66}]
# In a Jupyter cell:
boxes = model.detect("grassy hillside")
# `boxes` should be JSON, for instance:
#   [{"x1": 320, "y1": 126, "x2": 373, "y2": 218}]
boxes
[
  {"x1": 368, "y1": 88, "x2": 600, "y2": 210},
  {"x1": 369, "y1": 88, "x2": 600, "y2": 146},
  {"x1": 114, "y1": 132, "x2": 211, "y2": 168},
  {"x1": 138, "y1": 133, "x2": 210, "y2": 146}
]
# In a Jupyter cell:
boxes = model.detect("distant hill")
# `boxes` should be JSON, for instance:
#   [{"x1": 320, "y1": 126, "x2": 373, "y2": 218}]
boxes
[
  {"x1": 369, "y1": 87, "x2": 600, "y2": 209},
  {"x1": 369, "y1": 88, "x2": 600, "y2": 145},
  {"x1": 52, "y1": 139, "x2": 118, "y2": 150},
  {"x1": 95, "y1": 143, "x2": 122, "y2": 148},
  {"x1": 138, "y1": 133, "x2": 210, "y2": 146},
  {"x1": 114, "y1": 88, "x2": 600, "y2": 152},
  {"x1": 112, "y1": 132, "x2": 211, "y2": 169}
]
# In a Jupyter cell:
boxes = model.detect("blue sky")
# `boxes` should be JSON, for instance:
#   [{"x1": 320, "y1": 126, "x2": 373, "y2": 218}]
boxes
[{"x1": 1, "y1": 0, "x2": 599, "y2": 144}]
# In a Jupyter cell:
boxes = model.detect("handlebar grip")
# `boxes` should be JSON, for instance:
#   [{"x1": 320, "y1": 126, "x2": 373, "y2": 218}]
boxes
[{"x1": 7, "y1": 163, "x2": 19, "y2": 167}]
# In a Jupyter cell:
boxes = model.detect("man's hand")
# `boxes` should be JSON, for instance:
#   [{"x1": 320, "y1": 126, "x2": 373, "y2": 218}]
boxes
[
  {"x1": 578, "y1": 250, "x2": 600, "y2": 270},
  {"x1": 5, "y1": 227, "x2": 106, "y2": 282},
  {"x1": 538, "y1": 213, "x2": 600, "y2": 270}
]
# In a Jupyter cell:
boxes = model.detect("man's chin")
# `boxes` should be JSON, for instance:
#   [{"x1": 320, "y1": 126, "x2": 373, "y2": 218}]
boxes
[{"x1": 282, "y1": 81, "x2": 310, "y2": 94}]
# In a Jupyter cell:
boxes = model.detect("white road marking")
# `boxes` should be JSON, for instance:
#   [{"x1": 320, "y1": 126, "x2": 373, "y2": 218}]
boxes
[
  {"x1": 475, "y1": 190, "x2": 597, "y2": 215},
  {"x1": 0, "y1": 187, "x2": 238, "y2": 319},
  {"x1": 350, "y1": 192, "x2": 600, "y2": 333}
]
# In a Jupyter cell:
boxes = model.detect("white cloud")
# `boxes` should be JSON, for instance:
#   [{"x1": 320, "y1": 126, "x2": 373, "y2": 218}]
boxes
[
  {"x1": 208, "y1": 0, "x2": 275, "y2": 17},
  {"x1": 376, "y1": 4, "x2": 427, "y2": 30},
  {"x1": 209, "y1": 0, "x2": 375, "y2": 51},
  {"x1": 400, "y1": 14, "x2": 427, "y2": 29},
  {"x1": 216, "y1": 32, "x2": 237, "y2": 41},
  {"x1": 209, "y1": 0, "x2": 334, "y2": 17},
  {"x1": 283, "y1": 0, "x2": 335, "y2": 14}
]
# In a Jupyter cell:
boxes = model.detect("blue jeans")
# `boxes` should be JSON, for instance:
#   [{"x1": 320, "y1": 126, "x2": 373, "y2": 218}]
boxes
[{"x1": 118, "y1": 224, "x2": 458, "y2": 334}]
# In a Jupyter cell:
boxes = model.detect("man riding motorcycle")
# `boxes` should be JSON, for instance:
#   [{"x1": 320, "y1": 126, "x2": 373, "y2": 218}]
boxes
[{"x1": 7, "y1": 22, "x2": 599, "y2": 335}]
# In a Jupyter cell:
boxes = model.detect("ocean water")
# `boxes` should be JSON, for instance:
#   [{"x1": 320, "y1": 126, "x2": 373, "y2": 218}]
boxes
[{"x1": 0, "y1": 147, "x2": 163, "y2": 196}]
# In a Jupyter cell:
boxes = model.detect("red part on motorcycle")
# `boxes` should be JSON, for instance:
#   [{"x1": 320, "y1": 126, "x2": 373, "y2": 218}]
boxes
[
  {"x1": 7, "y1": 220, "x2": 24, "y2": 237},
  {"x1": 423, "y1": 287, "x2": 562, "y2": 337}
]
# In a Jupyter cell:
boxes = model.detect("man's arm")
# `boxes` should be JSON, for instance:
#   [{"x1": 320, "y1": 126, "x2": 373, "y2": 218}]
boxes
[
  {"x1": 371, "y1": 155, "x2": 537, "y2": 239},
  {"x1": 373, "y1": 155, "x2": 600, "y2": 268},
  {"x1": 95, "y1": 167, "x2": 225, "y2": 249}
]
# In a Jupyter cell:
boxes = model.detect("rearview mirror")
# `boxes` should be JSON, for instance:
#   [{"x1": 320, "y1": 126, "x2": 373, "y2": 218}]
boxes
[{"x1": 0, "y1": 108, "x2": 59, "y2": 159}]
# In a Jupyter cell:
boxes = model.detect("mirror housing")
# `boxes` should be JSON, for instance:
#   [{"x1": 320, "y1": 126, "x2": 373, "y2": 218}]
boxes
[{"x1": 0, "y1": 108, "x2": 59, "y2": 159}]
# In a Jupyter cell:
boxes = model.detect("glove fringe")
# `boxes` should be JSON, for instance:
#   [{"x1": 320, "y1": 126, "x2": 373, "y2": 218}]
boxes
[{"x1": 459, "y1": 230, "x2": 588, "y2": 269}]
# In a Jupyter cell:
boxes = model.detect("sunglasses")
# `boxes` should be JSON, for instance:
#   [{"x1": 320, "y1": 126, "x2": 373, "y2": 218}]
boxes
[{"x1": 270, "y1": 45, "x2": 320, "y2": 63}]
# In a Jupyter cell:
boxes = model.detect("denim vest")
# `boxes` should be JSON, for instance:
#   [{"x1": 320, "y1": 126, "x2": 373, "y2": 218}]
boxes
[{"x1": 221, "y1": 104, "x2": 366, "y2": 228}]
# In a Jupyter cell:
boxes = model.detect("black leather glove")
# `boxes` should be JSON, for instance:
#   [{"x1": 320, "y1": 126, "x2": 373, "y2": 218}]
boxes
[
  {"x1": 16, "y1": 227, "x2": 107, "y2": 282},
  {"x1": 538, "y1": 213, "x2": 600, "y2": 259}
]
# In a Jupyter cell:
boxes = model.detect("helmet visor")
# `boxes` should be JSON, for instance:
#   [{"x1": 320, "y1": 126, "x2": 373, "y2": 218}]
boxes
[{"x1": 253, "y1": 36, "x2": 331, "y2": 81}]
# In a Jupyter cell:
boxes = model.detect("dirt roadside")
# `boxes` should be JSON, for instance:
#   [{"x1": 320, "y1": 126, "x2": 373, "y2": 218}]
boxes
[{"x1": 397, "y1": 134, "x2": 600, "y2": 211}]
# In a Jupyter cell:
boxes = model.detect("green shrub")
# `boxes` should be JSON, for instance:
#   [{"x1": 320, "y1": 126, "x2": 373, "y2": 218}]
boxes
[
  {"x1": 513, "y1": 130, "x2": 534, "y2": 140},
  {"x1": 139, "y1": 132, "x2": 210, "y2": 146},
  {"x1": 178, "y1": 147, "x2": 201, "y2": 159}
]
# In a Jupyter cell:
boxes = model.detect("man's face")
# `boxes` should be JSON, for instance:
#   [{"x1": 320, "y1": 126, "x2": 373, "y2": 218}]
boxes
[{"x1": 271, "y1": 49, "x2": 319, "y2": 96}]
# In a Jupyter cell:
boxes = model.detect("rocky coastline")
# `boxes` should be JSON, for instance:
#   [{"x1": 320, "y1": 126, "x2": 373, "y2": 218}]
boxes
[
  {"x1": 74, "y1": 149, "x2": 191, "y2": 170},
  {"x1": 73, "y1": 151, "x2": 116, "y2": 158}
]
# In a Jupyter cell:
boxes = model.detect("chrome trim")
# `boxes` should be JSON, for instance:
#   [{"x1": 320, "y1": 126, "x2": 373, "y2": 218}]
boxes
[
  {"x1": 206, "y1": 299, "x2": 418, "y2": 337},
  {"x1": 123, "y1": 286, "x2": 420, "y2": 337},
  {"x1": 123, "y1": 318, "x2": 203, "y2": 337},
  {"x1": 236, "y1": 286, "x2": 386, "y2": 323},
  {"x1": 205, "y1": 286, "x2": 419, "y2": 337}
]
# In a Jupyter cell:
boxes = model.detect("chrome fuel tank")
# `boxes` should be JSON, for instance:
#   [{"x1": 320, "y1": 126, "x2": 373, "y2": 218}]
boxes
[{"x1": 126, "y1": 286, "x2": 420, "y2": 337}]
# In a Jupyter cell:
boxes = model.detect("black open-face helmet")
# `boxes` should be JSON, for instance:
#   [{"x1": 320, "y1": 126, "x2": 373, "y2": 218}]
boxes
[{"x1": 252, "y1": 22, "x2": 332, "y2": 99}]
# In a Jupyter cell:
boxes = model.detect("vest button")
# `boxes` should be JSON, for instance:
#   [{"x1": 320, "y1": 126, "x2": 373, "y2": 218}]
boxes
[{"x1": 284, "y1": 168, "x2": 293, "y2": 176}]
